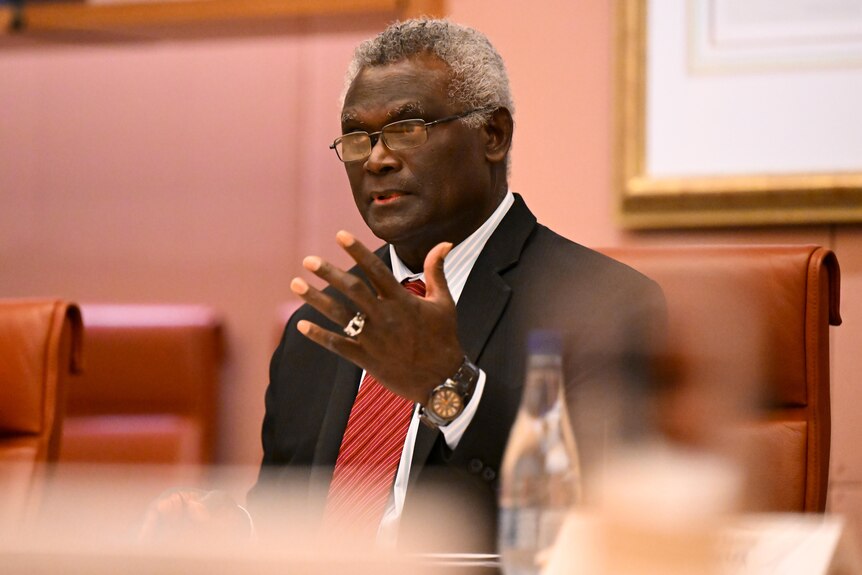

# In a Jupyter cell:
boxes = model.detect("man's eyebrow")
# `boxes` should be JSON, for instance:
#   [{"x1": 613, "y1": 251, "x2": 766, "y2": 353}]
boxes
[
  {"x1": 340, "y1": 102, "x2": 425, "y2": 126},
  {"x1": 387, "y1": 102, "x2": 424, "y2": 119}
]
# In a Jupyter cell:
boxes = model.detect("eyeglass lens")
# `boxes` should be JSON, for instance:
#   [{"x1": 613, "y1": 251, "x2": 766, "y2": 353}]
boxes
[{"x1": 336, "y1": 119, "x2": 428, "y2": 162}]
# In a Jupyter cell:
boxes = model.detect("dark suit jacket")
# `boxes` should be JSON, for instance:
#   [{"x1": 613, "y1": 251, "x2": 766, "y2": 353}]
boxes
[{"x1": 249, "y1": 194, "x2": 664, "y2": 551}]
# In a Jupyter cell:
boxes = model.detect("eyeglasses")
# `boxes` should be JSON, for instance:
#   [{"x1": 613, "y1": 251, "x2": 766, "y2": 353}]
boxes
[{"x1": 330, "y1": 107, "x2": 493, "y2": 163}]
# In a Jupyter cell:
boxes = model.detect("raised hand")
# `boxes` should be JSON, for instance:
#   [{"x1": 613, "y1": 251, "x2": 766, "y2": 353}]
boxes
[{"x1": 290, "y1": 231, "x2": 465, "y2": 404}]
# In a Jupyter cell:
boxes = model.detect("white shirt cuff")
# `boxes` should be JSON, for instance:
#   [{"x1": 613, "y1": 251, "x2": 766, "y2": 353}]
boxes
[{"x1": 438, "y1": 368, "x2": 486, "y2": 450}]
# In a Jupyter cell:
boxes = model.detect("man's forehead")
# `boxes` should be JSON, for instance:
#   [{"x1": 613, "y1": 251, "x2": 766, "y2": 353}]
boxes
[{"x1": 341, "y1": 55, "x2": 451, "y2": 119}]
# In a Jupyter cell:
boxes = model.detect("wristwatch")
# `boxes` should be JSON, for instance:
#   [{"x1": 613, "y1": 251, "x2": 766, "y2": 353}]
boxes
[{"x1": 419, "y1": 356, "x2": 480, "y2": 429}]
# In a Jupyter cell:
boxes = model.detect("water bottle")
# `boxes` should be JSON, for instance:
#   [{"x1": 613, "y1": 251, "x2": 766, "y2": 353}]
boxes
[{"x1": 498, "y1": 330, "x2": 581, "y2": 575}]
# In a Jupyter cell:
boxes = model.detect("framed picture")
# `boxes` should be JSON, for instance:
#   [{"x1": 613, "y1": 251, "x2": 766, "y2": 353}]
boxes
[{"x1": 616, "y1": 0, "x2": 862, "y2": 228}]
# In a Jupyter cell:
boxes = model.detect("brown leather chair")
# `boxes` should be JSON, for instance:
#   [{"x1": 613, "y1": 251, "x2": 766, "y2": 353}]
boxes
[
  {"x1": 0, "y1": 299, "x2": 83, "y2": 524},
  {"x1": 599, "y1": 245, "x2": 840, "y2": 512},
  {"x1": 59, "y1": 304, "x2": 224, "y2": 465}
]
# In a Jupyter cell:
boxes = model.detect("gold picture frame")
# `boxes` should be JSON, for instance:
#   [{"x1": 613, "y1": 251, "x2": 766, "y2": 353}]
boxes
[{"x1": 615, "y1": 0, "x2": 862, "y2": 229}]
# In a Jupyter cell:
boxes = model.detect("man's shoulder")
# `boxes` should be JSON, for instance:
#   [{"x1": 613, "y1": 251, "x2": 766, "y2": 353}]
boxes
[
  {"x1": 493, "y1": 194, "x2": 657, "y2": 290},
  {"x1": 525, "y1": 224, "x2": 659, "y2": 292}
]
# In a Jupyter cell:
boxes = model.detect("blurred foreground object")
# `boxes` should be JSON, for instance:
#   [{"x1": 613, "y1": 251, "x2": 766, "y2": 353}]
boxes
[
  {"x1": 600, "y1": 245, "x2": 841, "y2": 512},
  {"x1": 499, "y1": 330, "x2": 580, "y2": 575},
  {"x1": 540, "y1": 244, "x2": 845, "y2": 573},
  {"x1": 0, "y1": 299, "x2": 82, "y2": 528},
  {"x1": 544, "y1": 445, "x2": 861, "y2": 575},
  {"x1": 139, "y1": 488, "x2": 251, "y2": 545},
  {"x1": 0, "y1": 463, "x2": 481, "y2": 575},
  {"x1": 60, "y1": 304, "x2": 224, "y2": 465},
  {"x1": 497, "y1": 243, "x2": 846, "y2": 573}
]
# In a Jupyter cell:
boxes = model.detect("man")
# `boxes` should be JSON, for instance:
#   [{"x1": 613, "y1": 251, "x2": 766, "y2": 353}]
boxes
[{"x1": 249, "y1": 18, "x2": 664, "y2": 552}]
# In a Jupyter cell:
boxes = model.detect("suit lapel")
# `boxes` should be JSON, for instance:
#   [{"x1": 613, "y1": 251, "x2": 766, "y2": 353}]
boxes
[
  {"x1": 457, "y1": 194, "x2": 536, "y2": 365},
  {"x1": 409, "y1": 194, "x2": 537, "y2": 481}
]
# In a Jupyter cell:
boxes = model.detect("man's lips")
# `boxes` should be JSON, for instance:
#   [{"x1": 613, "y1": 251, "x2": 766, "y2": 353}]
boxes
[{"x1": 369, "y1": 190, "x2": 408, "y2": 204}]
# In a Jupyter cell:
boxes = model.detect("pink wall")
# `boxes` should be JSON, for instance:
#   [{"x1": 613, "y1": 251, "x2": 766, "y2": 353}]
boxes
[
  {"x1": 2, "y1": 0, "x2": 860, "y2": 533},
  {"x1": 1, "y1": 15, "x2": 386, "y2": 468}
]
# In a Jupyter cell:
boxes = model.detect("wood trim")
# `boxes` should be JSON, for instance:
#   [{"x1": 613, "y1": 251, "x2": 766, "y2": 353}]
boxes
[
  {"x1": 397, "y1": 0, "x2": 444, "y2": 19},
  {"x1": 8, "y1": 0, "x2": 444, "y2": 33}
]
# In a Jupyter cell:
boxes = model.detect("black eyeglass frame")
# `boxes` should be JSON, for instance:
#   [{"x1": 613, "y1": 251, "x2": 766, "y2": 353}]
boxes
[{"x1": 329, "y1": 106, "x2": 495, "y2": 163}]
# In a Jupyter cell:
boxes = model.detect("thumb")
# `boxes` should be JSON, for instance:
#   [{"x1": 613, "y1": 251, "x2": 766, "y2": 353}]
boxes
[{"x1": 423, "y1": 242, "x2": 454, "y2": 301}]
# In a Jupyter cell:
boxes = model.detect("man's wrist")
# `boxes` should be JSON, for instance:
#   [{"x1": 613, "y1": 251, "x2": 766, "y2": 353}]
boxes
[{"x1": 419, "y1": 356, "x2": 480, "y2": 429}]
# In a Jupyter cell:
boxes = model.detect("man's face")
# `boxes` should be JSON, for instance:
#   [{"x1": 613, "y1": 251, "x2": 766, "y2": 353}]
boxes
[{"x1": 340, "y1": 54, "x2": 499, "y2": 265}]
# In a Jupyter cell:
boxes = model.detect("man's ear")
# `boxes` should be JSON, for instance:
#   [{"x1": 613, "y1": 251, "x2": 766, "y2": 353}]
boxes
[{"x1": 483, "y1": 107, "x2": 513, "y2": 164}]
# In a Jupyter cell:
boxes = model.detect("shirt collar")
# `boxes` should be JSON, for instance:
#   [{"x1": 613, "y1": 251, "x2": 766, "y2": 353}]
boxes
[{"x1": 389, "y1": 190, "x2": 515, "y2": 304}]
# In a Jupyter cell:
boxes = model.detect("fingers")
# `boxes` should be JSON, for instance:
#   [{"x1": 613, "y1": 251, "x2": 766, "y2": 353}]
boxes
[
  {"x1": 297, "y1": 318, "x2": 362, "y2": 362},
  {"x1": 292, "y1": 232, "x2": 453, "y2": 359},
  {"x1": 290, "y1": 277, "x2": 356, "y2": 329},
  {"x1": 290, "y1": 230, "x2": 413, "y2": 330},
  {"x1": 423, "y1": 242, "x2": 454, "y2": 301},
  {"x1": 138, "y1": 489, "x2": 208, "y2": 542},
  {"x1": 290, "y1": 284, "x2": 364, "y2": 367},
  {"x1": 138, "y1": 489, "x2": 250, "y2": 544},
  {"x1": 289, "y1": 234, "x2": 382, "y2": 352},
  {"x1": 336, "y1": 230, "x2": 403, "y2": 299},
  {"x1": 302, "y1": 254, "x2": 380, "y2": 311},
  {"x1": 290, "y1": 248, "x2": 377, "y2": 329}
]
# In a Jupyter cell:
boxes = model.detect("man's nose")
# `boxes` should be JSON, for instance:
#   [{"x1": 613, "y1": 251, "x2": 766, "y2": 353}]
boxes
[{"x1": 364, "y1": 136, "x2": 400, "y2": 173}]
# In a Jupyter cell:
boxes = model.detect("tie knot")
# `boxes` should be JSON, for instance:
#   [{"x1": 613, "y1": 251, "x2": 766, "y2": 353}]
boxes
[{"x1": 402, "y1": 278, "x2": 426, "y2": 297}]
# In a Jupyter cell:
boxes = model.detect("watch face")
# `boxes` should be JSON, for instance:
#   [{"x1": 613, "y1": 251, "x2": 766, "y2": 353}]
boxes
[{"x1": 431, "y1": 388, "x2": 463, "y2": 420}]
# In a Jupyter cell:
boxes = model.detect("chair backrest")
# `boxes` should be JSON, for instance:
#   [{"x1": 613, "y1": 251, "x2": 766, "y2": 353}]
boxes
[
  {"x1": 599, "y1": 245, "x2": 840, "y2": 512},
  {"x1": 60, "y1": 304, "x2": 224, "y2": 465},
  {"x1": 0, "y1": 299, "x2": 82, "y2": 525}
]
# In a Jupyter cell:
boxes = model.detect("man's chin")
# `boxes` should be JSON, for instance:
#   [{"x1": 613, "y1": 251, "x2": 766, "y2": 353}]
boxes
[{"x1": 365, "y1": 219, "x2": 423, "y2": 247}]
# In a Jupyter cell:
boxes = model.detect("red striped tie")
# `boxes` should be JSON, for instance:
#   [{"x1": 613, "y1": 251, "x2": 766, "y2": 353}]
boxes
[{"x1": 324, "y1": 279, "x2": 426, "y2": 536}]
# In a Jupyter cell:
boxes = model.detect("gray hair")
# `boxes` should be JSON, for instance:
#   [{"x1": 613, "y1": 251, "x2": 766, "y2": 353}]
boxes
[{"x1": 342, "y1": 18, "x2": 514, "y2": 128}]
